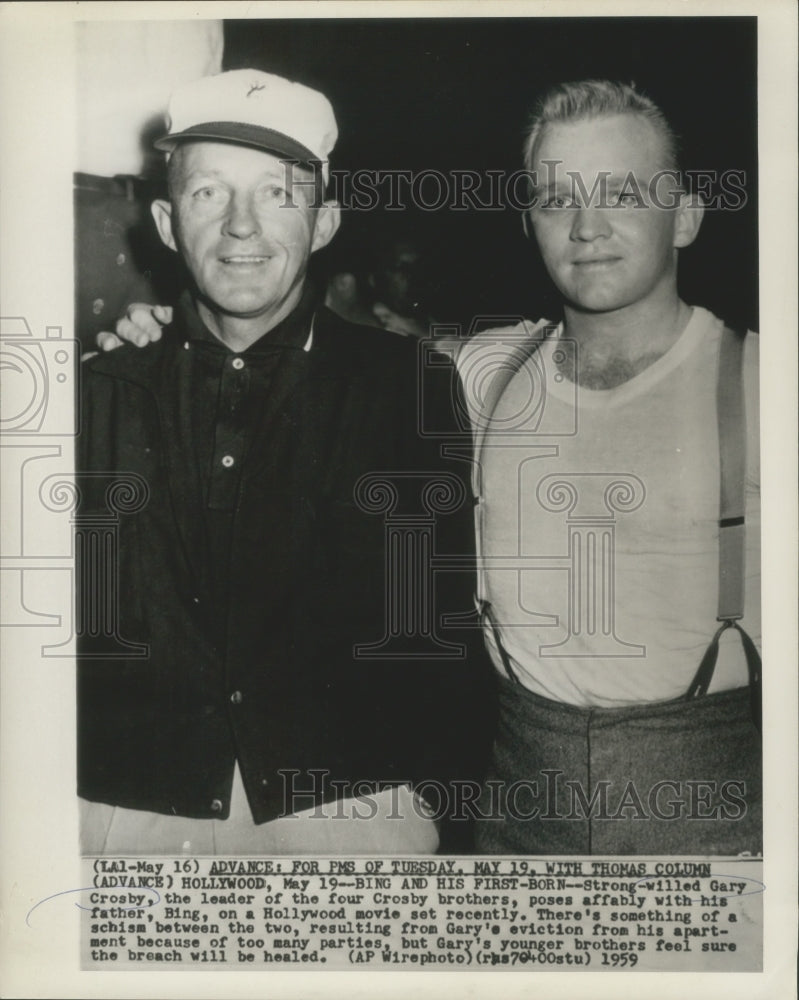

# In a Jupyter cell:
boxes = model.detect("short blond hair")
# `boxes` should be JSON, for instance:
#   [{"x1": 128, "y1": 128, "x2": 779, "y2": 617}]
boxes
[{"x1": 523, "y1": 79, "x2": 680, "y2": 174}]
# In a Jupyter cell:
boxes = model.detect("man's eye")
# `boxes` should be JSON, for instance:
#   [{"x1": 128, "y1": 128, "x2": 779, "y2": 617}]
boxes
[
  {"x1": 192, "y1": 186, "x2": 225, "y2": 202},
  {"x1": 612, "y1": 191, "x2": 641, "y2": 208},
  {"x1": 259, "y1": 184, "x2": 288, "y2": 200},
  {"x1": 542, "y1": 195, "x2": 575, "y2": 210}
]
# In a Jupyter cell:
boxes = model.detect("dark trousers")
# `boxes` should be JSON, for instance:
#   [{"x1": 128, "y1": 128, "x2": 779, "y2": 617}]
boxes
[{"x1": 475, "y1": 674, "x2": 762, "y2": 856}]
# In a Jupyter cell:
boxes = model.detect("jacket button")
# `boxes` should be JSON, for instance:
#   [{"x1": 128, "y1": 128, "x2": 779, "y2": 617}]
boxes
[
  {"x1": 210, "y1": 798, "x2": 223, "y2": 813},
  {"x1": 230, "y1": 690, "x2": 243, "y2": 705}
]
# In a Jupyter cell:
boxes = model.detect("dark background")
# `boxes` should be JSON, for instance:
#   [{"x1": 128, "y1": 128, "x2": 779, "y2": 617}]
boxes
[{"x1": 224, "y1": 16, "x2": 758, "y2": 331}]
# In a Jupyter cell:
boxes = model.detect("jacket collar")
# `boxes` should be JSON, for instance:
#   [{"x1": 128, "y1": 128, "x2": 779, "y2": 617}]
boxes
[{"x1": 178, "y1": 287, "x2": 317, "y2": 356}]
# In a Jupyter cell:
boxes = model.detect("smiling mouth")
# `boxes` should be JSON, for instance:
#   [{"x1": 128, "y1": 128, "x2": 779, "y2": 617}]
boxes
[{"x1": 220, "y1": 255, "x2": 272, "y2": 264}]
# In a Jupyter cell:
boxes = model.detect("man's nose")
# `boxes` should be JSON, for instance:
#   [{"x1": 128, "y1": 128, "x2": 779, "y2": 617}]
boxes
[
  {"x1": 569, "y1": 206, "x2": 611, "y2": 242},
  {"x1": 223, "y1": 193, "x2": 261, "y2": 240}
]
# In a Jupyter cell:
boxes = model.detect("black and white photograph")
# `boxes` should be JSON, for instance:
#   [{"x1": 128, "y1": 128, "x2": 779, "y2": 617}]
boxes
[
  {"x1": 73, "y1": 13, "x2": 764, "y2": 858},
  {"x1": 0, "y1": 1, "x2": 796, "y2": 997}
]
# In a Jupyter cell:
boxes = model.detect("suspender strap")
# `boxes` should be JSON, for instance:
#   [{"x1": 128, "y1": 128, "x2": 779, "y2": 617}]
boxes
[
  {"x1": 716, "y1": 326, "x2": 747, "y2": 621},
  {"x1": 686, "y1": 325, "x2": 761, "y2": 731},
  {"x1": 479, "y1": 599, "x2": 525, "y2": 686},
  {"x1": 685, "y1": 619, "x2": 762, "y2": 730},
  {"x1": 471, "y1": 326, "x2": 549, "y2": 685}
]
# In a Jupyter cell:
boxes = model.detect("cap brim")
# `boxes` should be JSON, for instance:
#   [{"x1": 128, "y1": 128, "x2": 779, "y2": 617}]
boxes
[{"x1": 154, "y1": 121, "x2": 321, "y2": 170}]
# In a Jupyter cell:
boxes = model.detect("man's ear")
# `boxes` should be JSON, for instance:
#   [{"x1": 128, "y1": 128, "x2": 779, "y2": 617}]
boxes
[
  {"x1": 673, "y1": 191, "x2": 705, "y2": 249},
  {"x1": 311, "y1": 200, "x2": 341, "y2": 254},
  {"x1": 522, "y1": 209, "x2": 533, "y2": 240},
  {"x1": 151, "y1": 199, "x2": 178, "y2": 253}
]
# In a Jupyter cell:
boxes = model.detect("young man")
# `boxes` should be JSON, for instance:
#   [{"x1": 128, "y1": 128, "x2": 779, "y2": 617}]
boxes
[
  {"x1": 459, "y1": 80, "x2": 761, "y2": 854},
  {"x1": 78, "y1": 69, "x2": 492, "y2": 855}
]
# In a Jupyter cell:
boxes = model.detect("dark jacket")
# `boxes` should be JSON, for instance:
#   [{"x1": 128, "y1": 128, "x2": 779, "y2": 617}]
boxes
[{"x1": 77, "y1": 304, "x2": 494, "y2": 846}]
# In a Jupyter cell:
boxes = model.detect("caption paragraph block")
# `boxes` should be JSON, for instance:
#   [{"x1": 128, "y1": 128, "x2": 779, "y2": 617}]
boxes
[{"x1": 76, "y1": 856, "x2": 763, "y2": 972}]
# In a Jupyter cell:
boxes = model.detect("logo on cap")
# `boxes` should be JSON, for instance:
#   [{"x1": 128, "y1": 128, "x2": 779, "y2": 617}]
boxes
[{"x1": 155, "y1": 69, "x2": 338, "y2": 182}]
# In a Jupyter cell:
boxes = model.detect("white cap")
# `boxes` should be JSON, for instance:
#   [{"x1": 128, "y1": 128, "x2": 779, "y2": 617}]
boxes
[{"x1": 155, "y1": 69, "x2": 337, "y2": 181}]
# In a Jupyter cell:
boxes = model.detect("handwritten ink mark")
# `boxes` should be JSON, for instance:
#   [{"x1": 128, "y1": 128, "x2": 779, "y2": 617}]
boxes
[{"x1": 26, "y1": 886, "x2": 161, "y2": 927}]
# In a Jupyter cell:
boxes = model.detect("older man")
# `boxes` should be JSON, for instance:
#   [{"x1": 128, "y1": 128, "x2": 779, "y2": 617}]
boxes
[
  {"x1": 78, "y1": 69, "x2": 491, "y2": 855},
  {"x1": 459, "y1": 80, "x2": 761, "y2": 854}
]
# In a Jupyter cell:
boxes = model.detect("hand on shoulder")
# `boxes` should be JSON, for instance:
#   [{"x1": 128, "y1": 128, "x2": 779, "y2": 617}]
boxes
[{"x1": 94, "y1": 303, "x2": 172, "y2": 353}]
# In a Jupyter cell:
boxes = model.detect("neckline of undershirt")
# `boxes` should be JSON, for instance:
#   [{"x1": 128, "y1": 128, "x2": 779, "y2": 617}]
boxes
[{"x1": 537, "y1": 306, "x2": 718, "y2": 408}]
